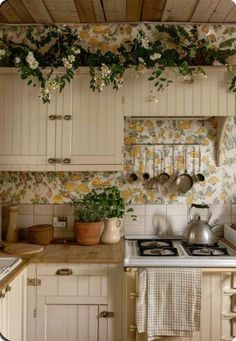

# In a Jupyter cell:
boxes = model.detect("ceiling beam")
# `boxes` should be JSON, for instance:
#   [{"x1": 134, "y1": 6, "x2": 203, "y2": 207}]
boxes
[
  {"x1": 127, "y1": 0, "x2": 143, "y2": 21},
  {"x1": 44, "y1": 0, "x2": 80, "y2": 23},
  {"x1": 8, "y1": 0, "x2": 34, "y2": 23},
  {"x1": 224, "y1": 5, "x2": 236, "y2": 23},
  {"x1": 209, "y1": 0, "x2": 234, "y2": 22},
  {"x1": 142, "y1": 0, "x2": 166, "y2": 21},
  {"x1": 21, "y1": 0, "x2": 53, "y2": 23},
  {"x1": 162, "y1": 0, "x2": 198, "y2": 22},
  {"x1": 74, "y1": 0, "x2": 96, "y2": 22},
  {"x1": 191, "y1": 0, "x2": 220, "y2": 22},
  {"x1": 0, "y1": 1, "x2": 22, "y2": 23},
  {"x1": 91, "y1": 0, "x2": 105, "y2": 22},
  {"x1": 102, "y1": 0, "x2": 126, "y2": 21}
]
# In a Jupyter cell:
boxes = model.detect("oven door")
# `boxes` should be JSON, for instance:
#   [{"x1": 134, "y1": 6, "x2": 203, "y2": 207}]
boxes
[{"x1": 124, "y1": 268, "x2": 236, "y2": 341}]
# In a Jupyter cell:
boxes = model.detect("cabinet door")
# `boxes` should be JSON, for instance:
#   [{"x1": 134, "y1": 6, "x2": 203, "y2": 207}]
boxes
[
  {"x1": 122, "y1": 68, "x2": 235, "y2": 117},
  {"x1": 0, "y1": 269, "x2": 27, "y2": 341},
  {"x1": 0, "y1": 70, "x2": 56, "y2": 171},
  {"x1": 6, "y1": 269, "x2": 27, "y2": 341},
  {"x1": 37, "y1": 301, "x2": 108, "y2": 341},
  {"x1": 57, "y1": 74, "x2": 124, "y2": 171}
]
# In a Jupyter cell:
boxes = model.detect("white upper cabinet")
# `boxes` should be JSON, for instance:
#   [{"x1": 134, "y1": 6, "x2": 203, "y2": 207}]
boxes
[
  {"x1": 0, "y1": 70, "x2": 55, "y2": 171},
  {"x1": 0, "y1": 69, "x2": 124, "y2": 171},
  {"x1": 56, "y1": 74, "x2": 123, "y2": 171},
  {"x1": 122, "y1": 67, "x2": 235, "y2": 117}
]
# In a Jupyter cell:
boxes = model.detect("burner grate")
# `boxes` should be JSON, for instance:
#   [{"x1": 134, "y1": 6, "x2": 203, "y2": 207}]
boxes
[
  {"x1": 181, "y1": 242, "x2": 229, "y2": 257},
  {"x1": 138, "y1": 239, "x2": 174, "y2": 248},
  {"x1": 137, "y1": 239, "x2": 179, "y2": 256},
  {"x1": 139, "y1": 247, "x2": 179, "y2": 256}
]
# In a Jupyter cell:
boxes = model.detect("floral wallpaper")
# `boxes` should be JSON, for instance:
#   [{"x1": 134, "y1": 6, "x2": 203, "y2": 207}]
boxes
[{"x1": 1, "y1": 117, "x2": 236, "y2": 206}]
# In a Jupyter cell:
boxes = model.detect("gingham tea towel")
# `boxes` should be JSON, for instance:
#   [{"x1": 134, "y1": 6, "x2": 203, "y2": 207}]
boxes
[{"x1": 136, "y1": 268, "x2": 201, "y2": 339}]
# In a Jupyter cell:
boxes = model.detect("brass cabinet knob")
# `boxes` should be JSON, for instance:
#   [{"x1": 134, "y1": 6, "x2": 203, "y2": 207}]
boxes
[
  {"x1": 0, "y1": 291, "x2": 5, "y2": 298},
  {"x1": 63, "y1": 158, "x2": 71, "y2": 164},
  {"x1": 63, "y1": 115, "x2": 72, "y2": 121},
  {"x1": 56, "y1": 268, "x2": 73, "y2": 276},
  {"x1": 48, "y1": 115, "x2": 57, "y2": 120},
  {"x1": 48, "y1": 158, "x2": 56, "y2": 164},
  {"x1": 5, "y1": 285, "x2": 11, "y2": 292}
]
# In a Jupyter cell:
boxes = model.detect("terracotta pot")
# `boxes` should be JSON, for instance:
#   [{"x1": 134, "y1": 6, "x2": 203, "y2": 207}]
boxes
[{"x1": 75, "y1": 221, "x2": 103, "y2": 246}]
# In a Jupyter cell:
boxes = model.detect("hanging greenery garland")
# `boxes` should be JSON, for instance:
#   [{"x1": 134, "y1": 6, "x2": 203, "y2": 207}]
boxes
[{"x1": 0, "y1": 24, "x2": 236, "y2": 104}]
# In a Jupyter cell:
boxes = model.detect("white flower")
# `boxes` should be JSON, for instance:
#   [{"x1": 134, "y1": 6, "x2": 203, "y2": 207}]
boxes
[
  {"x1": 72, "y1": 47, "x2": 81, "y2": 54},
  {"x1": 138, "y1": 57, "x2": 145, "y2": 64},
  {"x1": 62, "y1": 57, "x2": 73, "y2": 69},
  {"x1": 45, "y1": 78, "x2": 59, "y2": 91},
  {"x1": 68, "y1": 55, "x2": 75, "y2": 63},
  {"x1": 14, "y1": 57, "x2": 21, "y2": 64},
  {"x1": 140, "y1": 36, "x2": 150, "y2": 49},
  {"x1": 115, "y1": 75, "x2": 124, "y2": 88},
  {"x1": 26, "y1": 51, "x2": 39, "y2": 70},
  {"x1": 101, "y1": 64, "x2": 111, "y2": 78},
  {"x1": 150, "y1": 52, "x2": 161, "y2": 60},
  {"x1": 0, "y1": 49, "x2": 6, "y2": 59}
]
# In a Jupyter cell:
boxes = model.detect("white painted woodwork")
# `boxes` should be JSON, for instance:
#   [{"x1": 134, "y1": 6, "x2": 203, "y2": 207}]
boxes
[
  {"x1": 0, "y1": 70, "x2": 55, "y2": 171},
  {"x1": 125, "y1": 270, "x2": 236, "y2": 341},
  {"x1": 27, "y1": 263, "x2": 123, "y2": 341},
  {"x1": 0, "y1": 69, "x2": 123, "y2": 171},
  {"x1": 123, "y1": 67, "x2": 235, "y2": 117},
  {"x1": 56, "y1": 73, "x2": 123, "y2": 170},
  {"x1": 0, "y1": 269, "x2": 27, "y2": 341}
]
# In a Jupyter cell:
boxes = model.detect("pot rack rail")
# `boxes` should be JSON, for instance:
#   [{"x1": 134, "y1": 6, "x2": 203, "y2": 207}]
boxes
[{"x1": 126, "y1": 143, "x2": 202, "y2": 146}]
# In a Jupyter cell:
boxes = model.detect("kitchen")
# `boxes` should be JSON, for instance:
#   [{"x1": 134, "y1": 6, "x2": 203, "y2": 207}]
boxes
[{"x1": 1, "y1": 0, "x2": 236, "y2": 341}]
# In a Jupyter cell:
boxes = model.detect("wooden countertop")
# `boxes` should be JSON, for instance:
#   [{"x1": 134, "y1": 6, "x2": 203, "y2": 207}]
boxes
[
  {"x1": 0, "y1": 240, "x2": 124, "y2": 289},
  {"x1": 30, "y1": 239, "x2": 124, "y2": 263}
]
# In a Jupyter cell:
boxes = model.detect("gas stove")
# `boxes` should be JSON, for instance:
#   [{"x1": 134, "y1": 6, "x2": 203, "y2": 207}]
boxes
[{"x1": 125, "y1": 236, "x2": 236, "y2": 268}]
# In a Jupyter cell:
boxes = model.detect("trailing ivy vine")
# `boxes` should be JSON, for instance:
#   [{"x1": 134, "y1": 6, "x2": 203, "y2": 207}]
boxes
[{"x1": 0, "y1": 24, "x2": 236, "y2": 103}]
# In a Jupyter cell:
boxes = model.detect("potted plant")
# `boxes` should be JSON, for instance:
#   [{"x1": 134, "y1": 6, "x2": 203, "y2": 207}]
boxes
[
  {"x1": 100, "y1": 186, "x2": 134, "y2": 244},
  {"x1": 73, "y1": 186, "x2": 134, "y2": 245},
  {"x1": 73, "y1": 189, "x2": 107, "y2": 246}
]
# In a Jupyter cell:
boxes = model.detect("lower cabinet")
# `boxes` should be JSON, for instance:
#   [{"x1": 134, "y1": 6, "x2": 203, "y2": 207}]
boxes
[
  {"x1": 125, "y1": 269, "x2": 236, "y2": 341},
  {"x1": 0, "y1": 268, "x2": 27, "y2": 341},
  {"x1": 27, "y1": 263, "x2": 124, "y2": 341}
]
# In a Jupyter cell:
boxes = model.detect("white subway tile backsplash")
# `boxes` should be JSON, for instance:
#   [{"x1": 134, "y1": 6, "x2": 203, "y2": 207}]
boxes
[
  {"x1": 18, "y1": 204, "x2": 33, "y2": 215},
  {"x1": 232, "y1": 205, "x2": 236, "y2": 216},
  {"x1": 146, "y1": 205, "x2": 166, "y2": 216},
  {"x1": 33, "y1": 215, "x2": 52, "y2": 225},
  {"x1": 125, "y1": 224, "x2": 145, "y2": 235},
  {"x1": 167, "y1": 205, "x2": 188, "y2": 216},
  {"x1": 145, "y1": 215, "x2": 166, "y2": 235},
  {"x1": 18, "y1": 214, "x2": 33, "y2": 228},
  {"x1": 34, "y1": 204, "x2": 53, "y2": 216},
  {"x1": 67, "y1": 216, "x2": 75, "y2": 230},
  {"x1": 166, "y1": 215, "x2": 188, "y2": 235},
  {"x1": 124, "y1": 215, "x2": 145, "y2": 225},
  {"x1": 129, "y1": 205, "x2": 146, "y2": 216},
  {"x1": 54, "y1": 204, "x2": 74, "y2": 216},
  {"x1": 210, "y1": 204, "x2": 231, "y2": 217}
]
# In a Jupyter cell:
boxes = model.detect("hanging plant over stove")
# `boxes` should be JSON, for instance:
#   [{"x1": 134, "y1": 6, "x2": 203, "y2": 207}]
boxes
[{"x1": 0, "y1": 24, "x2": 236, "y2": 104}]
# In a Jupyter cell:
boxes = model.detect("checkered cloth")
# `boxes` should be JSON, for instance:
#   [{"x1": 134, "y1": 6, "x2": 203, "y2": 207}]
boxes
[{"x1": 136, "y1": 268, "x2": 201, "y2": 339}]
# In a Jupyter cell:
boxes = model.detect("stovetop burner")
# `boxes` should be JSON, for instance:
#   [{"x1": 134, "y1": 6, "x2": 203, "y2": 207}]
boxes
[
  {"x1": 138, "y1": 239, "x2": 179, "y2": 257},
  {"x1": 181, "y1": 241, "x2": 229, "y2": 257},
  {"x1": 138, "y1": 240, "x2": 174, "y2": 248}
]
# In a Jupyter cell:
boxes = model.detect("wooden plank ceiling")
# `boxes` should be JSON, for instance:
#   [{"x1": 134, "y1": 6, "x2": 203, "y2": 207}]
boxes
[{"x1": 0, "y1": 0, "x2": 236, "y2": 24}]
